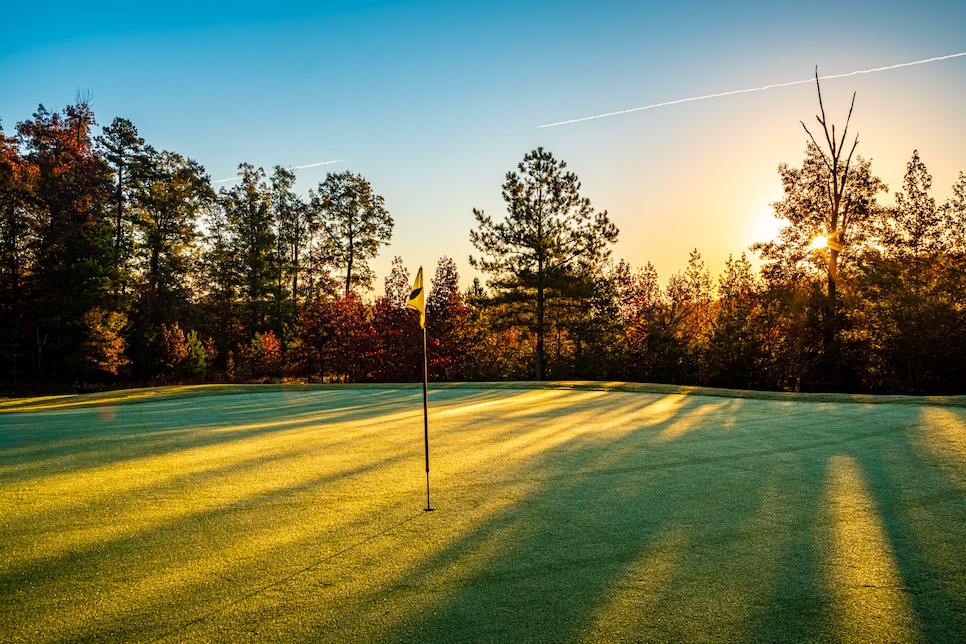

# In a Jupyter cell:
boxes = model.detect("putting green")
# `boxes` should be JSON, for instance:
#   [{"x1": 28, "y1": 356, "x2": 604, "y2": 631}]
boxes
[{"x1": 1, "y1": 383, "x2": 964, "y2": 642}]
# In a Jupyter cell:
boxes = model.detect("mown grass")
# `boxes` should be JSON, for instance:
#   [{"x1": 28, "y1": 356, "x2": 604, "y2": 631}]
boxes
[{"x1": 1, "y1": 382, "x2": 964, "y2": 642}]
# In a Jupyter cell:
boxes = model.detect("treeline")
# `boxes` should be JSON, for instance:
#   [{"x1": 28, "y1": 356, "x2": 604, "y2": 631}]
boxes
[{"x1": 2, "y1": 100, "x2": 966, "y2": 394}]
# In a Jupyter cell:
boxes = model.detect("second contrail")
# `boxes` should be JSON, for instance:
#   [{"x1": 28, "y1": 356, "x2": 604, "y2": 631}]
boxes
[
  {"x1": 538, "y1": 51, "x2": 966, "y2": 128},
  {"x1": 213, "y1": 158, "x2": 349, "y2": 184},
  {"x1": 289, "y1": 159, "x2": 350, "y2": 171}
]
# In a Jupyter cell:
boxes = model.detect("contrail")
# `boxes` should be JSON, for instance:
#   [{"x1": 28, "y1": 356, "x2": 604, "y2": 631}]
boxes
[
  {"x1": 213, "y1": 158, "x2": 349, "y2": 184},
  {"x1": 290, "y1": 159, "x2": 350, "y2": 171},
  {"x1": 538, "y1": 52, "x2": 966, "y2": 128}
]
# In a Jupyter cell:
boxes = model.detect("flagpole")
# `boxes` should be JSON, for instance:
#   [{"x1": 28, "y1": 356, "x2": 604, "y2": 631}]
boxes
[
  {"x1": 422, "y1": 325, "x2": 433, "y2": 512},
  {"x1": 407, "y1": 266, "x2": 432, "y2": 512}
]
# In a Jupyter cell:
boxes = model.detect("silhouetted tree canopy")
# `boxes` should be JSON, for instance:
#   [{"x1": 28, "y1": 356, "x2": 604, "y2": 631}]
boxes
[{"x1": 0, "y1": 101, "x2": 964, "y2": 394}]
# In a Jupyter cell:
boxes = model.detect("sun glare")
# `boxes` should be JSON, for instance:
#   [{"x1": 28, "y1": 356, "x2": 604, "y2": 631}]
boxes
[
  {"x1": 748, "y1": 200, "x2": 784, "y2": 246},
  {"x1": 810, "y1": 235, "x2": 829, "y2": 250}
]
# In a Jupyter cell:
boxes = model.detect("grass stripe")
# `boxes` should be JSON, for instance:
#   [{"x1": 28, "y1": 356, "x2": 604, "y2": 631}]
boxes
[{"x1": 1, "y1": 383, "x2": 964, "y2": 642}]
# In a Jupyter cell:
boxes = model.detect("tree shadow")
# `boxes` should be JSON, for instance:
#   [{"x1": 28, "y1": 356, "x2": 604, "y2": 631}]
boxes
[
  {"x1": 0, "y1": 388, "x2": 424, "y2": 479},
  {"x1": 1, "y1": 386, "x2": 964, "y2": 642},
  {"x1": 344, "y1": 391, "x2": 966, "y2": 643},
  {"x1": 0, "y1": 387, "x2": 434, "y2": 641},
  {"x1": 839, "y1": 405, "x2": 966, "y2": 642}
]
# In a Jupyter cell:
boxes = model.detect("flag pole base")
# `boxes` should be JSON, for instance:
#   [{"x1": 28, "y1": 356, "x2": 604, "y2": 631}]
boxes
[{"x1": 424, "y1": 507, "x2": 435, "y2": 512}]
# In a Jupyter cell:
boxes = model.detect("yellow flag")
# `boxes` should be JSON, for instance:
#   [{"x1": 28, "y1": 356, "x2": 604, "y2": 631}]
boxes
[{"x1": 407, "y1": 266, "x2": 425, "y2": 328}]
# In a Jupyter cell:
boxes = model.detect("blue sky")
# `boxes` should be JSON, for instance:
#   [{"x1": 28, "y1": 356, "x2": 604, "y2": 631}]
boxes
[{"x1": 3, "y1": 1, "x2": 965, "y2": 292}]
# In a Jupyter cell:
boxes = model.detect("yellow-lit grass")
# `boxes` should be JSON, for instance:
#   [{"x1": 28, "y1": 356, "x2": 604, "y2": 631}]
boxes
[
  {"x1": 1, "y1": 383, "x2": 964, "y2": 642},
  {"x1": 816, "y1": 455, "x2": 922, "y2": 640}
]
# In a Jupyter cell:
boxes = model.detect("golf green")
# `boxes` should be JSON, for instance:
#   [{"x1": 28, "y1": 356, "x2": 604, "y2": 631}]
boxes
[{"x1": 1, "y1": 383, "x2": 964, "y2": 642}]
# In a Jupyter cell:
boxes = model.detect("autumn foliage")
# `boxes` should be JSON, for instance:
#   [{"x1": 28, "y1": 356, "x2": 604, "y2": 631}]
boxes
[{"x1": 2, "y1": 102, "x2": 965, "y2": 394}]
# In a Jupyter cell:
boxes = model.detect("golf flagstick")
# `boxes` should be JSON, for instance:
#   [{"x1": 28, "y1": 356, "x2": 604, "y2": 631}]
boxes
[
  {"x1": 421, "y1": 324, "x2": 431, "y2": 511},
  {"x1": 406, "y1": 267, "x2": 433, "y2": 511}
]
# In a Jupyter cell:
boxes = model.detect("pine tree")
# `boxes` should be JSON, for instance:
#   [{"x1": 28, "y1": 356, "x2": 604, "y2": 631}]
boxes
[{"x1": 470, "y1": 147, "x2": 617, "y2": 380}]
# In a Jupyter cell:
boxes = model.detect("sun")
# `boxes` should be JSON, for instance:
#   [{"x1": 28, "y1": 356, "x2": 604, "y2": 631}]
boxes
[{"x1": 810, "y1": 235, "x2": 829, "y2": 250}]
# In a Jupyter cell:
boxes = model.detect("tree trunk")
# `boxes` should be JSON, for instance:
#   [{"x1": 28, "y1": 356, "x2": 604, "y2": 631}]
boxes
[
  {"x1": 535, "y1": 256, "x2": 545, "y2": 381},
  {"x1": 345, "y1": 229, "x2": 354, "y2": 298},
  {"x1": 344, "y1": 257, "x2": 352, "y2": 299},
  {"x1": 828, "y1": 248, "x2": 838, "y2": 308},
  {"x1": 292, "y1": 244, "x2": 299, "y2": 304},
  {"x1": 114, "y1": 167, "x2": 124, "y2": 264},
  {"x1": 536, "y1": 286, "x2": 545, "y2": 381}
]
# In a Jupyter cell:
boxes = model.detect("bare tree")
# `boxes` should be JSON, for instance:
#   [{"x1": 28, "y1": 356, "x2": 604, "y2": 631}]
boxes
[{"x1": 800, "y1": 69, "x2": 860, "y2": 304}]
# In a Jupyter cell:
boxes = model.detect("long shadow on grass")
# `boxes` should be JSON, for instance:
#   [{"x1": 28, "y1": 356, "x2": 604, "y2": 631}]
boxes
[
  {"x1": 338, "y1": 392, "x2": 793, "y2": 641},
  {"x1": 0, "y1": 388, "x2": 429, "y2": 548},
  {"x1": 3, "y1": 387, "x2": 965, "y2": 642},
  {"x1": 0, "y1": 388, "x2": 423, "y2": 481},
  {"x1": 0, "y1": 448, "x2": 423, "y2": 642},
  {"x1": 845, "y1": 407, "x2": 966, "y2": 642},
  {"x1": 0, "y1": 388, "x2": 435, "y2": 642},
  {"x1": 346, "y1": 391, "x2": 966, "y2": 643}
]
